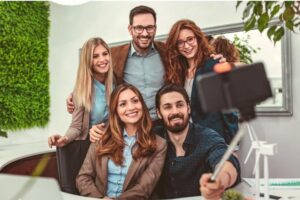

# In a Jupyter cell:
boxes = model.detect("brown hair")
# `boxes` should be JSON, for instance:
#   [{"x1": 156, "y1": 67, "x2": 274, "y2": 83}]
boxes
[
  {"x1": 97, "y1": 83, "x2": 156, "y2": 165},
  {"x1": 156, "y1": 84, "x2": 190, "y2": 110},
  {"x1": 165, "y1": 19, "x2": 214, "y2": 86},
  {"x1": 129, "y1": 5, "x2": 156, "y2": 25},
  {"x1": 212, "y1": 36, "x2": 240, "y2": 63}
]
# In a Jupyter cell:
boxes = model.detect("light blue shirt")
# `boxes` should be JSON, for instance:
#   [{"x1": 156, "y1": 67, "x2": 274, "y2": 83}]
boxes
[
  {"x1": 89, "y1": 79, "x2": 108, "y2": 128},
  {"x1": 106, "y1": 129, "x2": 136, "y2": 198},
  {"x1": 123, "y1": 43, "x2": 165, "y2": 120}
]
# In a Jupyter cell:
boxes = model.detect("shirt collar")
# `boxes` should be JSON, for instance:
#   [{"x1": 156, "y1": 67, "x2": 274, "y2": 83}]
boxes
[
  {"x1": 123, "y1": 128, "x2": 136, "y2": 138},
  {"x1": 129, "y1": 41, "x2": 155, "y2": 57},
  {"x1": 93, "y1": 79, "x2": 105, "y2": 90}
]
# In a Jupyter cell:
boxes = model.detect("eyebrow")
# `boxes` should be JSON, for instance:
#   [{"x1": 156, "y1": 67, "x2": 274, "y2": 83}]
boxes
[
  {"x1": 162, "y1": 100, "x2": 185, "y2": 106},
  {"x1": 119, "y1": 95, "x2": 138, "y2": 103}
]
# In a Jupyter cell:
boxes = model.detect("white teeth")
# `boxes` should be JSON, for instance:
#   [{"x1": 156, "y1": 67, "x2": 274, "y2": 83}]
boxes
[{"x1": 126, "y1": 112, "x2": 138, "y2": 117}]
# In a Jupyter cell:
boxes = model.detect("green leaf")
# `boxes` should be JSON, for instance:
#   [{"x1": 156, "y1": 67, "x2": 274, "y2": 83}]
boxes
[
  {"x1": 267, "y1": 25, "x2": 277, "y2": 40},
  {"x1": 283, "y1": 6, "x2": 295, "y2": 21},
  {"x1": 257, "y1": 12, "x2": 270, "y2": 32},
  {"x1": 243, "y1": 2, "x2": 254, "y2": 20},
  {"x1": 284, "y1": 1, "x2": 293, "y2": 7},
  {"x1": 273, "y1": 27, "x2": 285, "y2": 43},
  {"x1": 0, "y1": 129, "x2": 8, "y2": 137},
  {"x1": 266, "y1": 1, "x2": 276, "y2": 10},
  {"x1": 254, "y1": 2, "x2": 263, "y2": 15},
  {"x1": 270, "y1": 4, "x2": 281, "y2": 18},
  {"x1": 285, "y1": 20, "x2": 294, "y2": 31},
  {"x1": 236, "y1": 1, "x2": 242, "y2": 10},
  {"x1": 244, "y1": 16, "x2": 256, "y2": 31},
  {"x1": 279, "y1": 13, "x2": 284, "y2": 21}
]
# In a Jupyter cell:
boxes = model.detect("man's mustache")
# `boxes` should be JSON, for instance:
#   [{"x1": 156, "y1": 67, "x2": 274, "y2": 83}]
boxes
[
  {"x1": 168, "y1": 113, "x2": 184, "y2": 121},
  {"x1": 138, "y1": 36, "x2": 152, "y2": 39}
]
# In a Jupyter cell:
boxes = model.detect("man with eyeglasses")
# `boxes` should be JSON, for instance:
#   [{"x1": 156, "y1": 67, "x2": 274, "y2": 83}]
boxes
[
  {"x1": 111, "y1": 5, "x2": 167, "y2": 123},
  {"x1": 67, "y1": 5, "x2": 224, "y2": 142},
  {"x1": 66, "y1": 5, "x2": 166, "y2": 127}
]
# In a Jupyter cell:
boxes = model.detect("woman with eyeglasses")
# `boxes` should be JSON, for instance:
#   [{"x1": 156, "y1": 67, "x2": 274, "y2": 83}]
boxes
[
  {"x1": 165, "y1": 19, "x2": 239, "y2": 145},
  {"x1": 76, "y1": 83, "x2": 167, "y2": 200}
]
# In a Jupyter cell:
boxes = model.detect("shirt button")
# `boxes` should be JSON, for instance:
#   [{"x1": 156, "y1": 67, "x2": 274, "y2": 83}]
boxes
[
  {"x1": 171, "y1": 177, "x2": 175, "y2": 181},
  {"x1": 171, "y1": 161, "x2": 175, "y2": 166}
]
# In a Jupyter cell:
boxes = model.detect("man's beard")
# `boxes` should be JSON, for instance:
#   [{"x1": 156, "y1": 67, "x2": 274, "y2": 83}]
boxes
[
  {"x1": 135, "y1": 35, "x2": 153, "y2": 49},
  {"x1": 163, "y1": 113, "x2": 189, "y2": 134}
]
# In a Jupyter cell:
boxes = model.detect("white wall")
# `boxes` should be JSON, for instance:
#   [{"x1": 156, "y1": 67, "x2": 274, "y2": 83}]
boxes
[{"x1": 1, "y1": 1, "x2": 299, "y2": 178}]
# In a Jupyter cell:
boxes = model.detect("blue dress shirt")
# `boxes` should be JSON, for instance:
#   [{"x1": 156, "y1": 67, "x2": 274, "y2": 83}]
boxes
[
  {"x1": 123, "y1": 43, "x2": 165, "y2": 120},
  {"x1": 89, "y1": 79, "x2": 108, "y2": 128},
  {"x1": 106, "y1": 129, "x2": 136, "y2": 198}
]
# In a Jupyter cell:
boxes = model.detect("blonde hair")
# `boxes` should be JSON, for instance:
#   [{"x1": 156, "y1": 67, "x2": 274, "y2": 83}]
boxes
[{"x1": 73, "y1": 37, "x2": 114, "y2": 112}]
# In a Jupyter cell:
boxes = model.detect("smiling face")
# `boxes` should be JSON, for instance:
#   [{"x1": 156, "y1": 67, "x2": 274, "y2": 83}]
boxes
[
  {"x1": 128, "y1": 13, "x2": 156, "y2": 54},
  {"x1": 177, "y1": 29, "x2": 198, "y2": 61},
  {"x1": 157, "y1": 91, "x2": 190, "y2": 134},
  {"x1": 92, "y1": 44, "x2": 110, "y2": 77},
  {"x1": 117, "y1": 88, "x2": 143, "y2": 129}
]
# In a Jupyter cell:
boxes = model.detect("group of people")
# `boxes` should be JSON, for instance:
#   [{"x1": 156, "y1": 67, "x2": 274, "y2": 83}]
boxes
[{"x1": 48, "y1": 5, "x2": 241, "y2": 200}]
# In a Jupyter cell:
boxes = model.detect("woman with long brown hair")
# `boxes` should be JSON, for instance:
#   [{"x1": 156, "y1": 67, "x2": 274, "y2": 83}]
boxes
[
  {"x1": 76, "y1": 83, "x2": 167, "y2": 200},
  {"x1": 165, "y1": 19, "x2": 239, "y2": 144}
]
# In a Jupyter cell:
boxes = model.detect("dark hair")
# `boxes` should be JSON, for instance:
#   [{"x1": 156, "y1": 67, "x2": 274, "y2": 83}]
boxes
[
  {"x1": 205, "y1": 34, "x2": 214, "y2": 43},
  {"x1": 212, "y1": 36, "x2": 240, "y2": 63},
  {"x1": 129, "y1": 5, "x2": 156, "y2": 25},
  {"x1": 155, "y1": 84, "x2": 190, "y2": 109}
]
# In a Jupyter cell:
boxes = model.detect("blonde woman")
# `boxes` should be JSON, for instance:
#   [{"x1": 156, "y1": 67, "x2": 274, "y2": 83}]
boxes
[{"x1": 48, "y1": 37, "x2": 114, "y2": 193}]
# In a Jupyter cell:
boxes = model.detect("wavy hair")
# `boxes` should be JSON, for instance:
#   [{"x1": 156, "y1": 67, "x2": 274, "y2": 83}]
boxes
[
  {"x1": 212, "y1": 36, "x2": 240, "y2": 63},
  {"x1": 73, "y1": 37, "x2": 114, "y2": 112},
  {"x1": 165, "y1": 19, "x2": 214, "y2": 86},
  {"x1": 97, "y1": 83, "x2": 156, "y2": 165}
]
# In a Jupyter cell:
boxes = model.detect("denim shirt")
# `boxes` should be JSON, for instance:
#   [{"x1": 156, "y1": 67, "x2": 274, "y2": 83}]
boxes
[
  {"x1": 123, "y1": 43, "x2": 165, "y2": 120},
  {"x1": 89, "y1": 79, "x2": 108, "y2": 128},
  {"x1": 106, "y1": 129, "x2": 136, "y2": 198},
  {"x1": 190, "y1": 58, "x2": 239, "y2": 144}
]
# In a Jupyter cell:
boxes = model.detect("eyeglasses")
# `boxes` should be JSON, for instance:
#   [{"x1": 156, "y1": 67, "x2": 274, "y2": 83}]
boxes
[
  {"x1": 132, "y1": 25, "x2": 156, "y2": 34},
  {"x1": 177, "y1": 36, "x2": 196, "y2": 48}
]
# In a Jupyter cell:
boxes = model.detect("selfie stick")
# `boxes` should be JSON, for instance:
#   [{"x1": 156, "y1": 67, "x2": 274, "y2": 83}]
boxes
[{"x1": 210, "y1": 122, "x2": 246, "y2": 182}]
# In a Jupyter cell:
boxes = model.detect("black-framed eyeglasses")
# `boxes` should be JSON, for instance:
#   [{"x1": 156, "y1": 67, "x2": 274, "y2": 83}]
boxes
[
  {"x1": 177, "y1": 36, "x2": 196, "y2": 48},
  {"x1": 132, "y1": 25, "x2": 156, "y2": 34}
]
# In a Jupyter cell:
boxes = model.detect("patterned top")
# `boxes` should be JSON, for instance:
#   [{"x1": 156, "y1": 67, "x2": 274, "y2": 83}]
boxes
[{"x1": 155, "y1": 122, "x2": 241, "y2": 198}]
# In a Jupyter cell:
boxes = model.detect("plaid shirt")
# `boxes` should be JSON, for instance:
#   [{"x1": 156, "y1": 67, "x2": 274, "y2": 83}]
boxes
[{"x1": 155, "y1": 122, "x2": 240, "y2": 198}]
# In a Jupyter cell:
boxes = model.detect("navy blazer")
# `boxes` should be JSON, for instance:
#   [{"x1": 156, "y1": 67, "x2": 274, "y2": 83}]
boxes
[{"x1": 190, "y1": 58, "x2": 239, "y2": 144}]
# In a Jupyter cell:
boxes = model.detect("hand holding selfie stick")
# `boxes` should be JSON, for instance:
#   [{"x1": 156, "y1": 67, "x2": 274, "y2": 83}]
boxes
[{"x1": 196, "y1": 62, "x2": 273, "y2": 186}]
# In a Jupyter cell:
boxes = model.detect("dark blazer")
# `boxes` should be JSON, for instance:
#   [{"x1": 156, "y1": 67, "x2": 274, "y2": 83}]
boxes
[
  {"x1": 191, "y1": 58, "x2": 239, "y2": 144},
  {"x1": 76, "y1": 134, "x2": 167, "y2": 200},
  {"x1": 111, "y1": 41, "x2": 168, "y2": 84}
]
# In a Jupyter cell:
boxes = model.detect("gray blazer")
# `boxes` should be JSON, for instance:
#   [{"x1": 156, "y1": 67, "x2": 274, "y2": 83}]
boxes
[
  {"x1": 76, "y1": 134, "x2": 167, "y2": 200},
  {"x1": 64, "y1": 101, "x2": 90, "y2": 142}
]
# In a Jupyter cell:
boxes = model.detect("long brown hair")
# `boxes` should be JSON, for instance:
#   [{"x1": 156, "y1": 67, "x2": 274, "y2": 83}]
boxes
[
  {"x1": 97, "y1": 83, "x2": 156, "y2": 165},
  {"x1": 165, "y1": 19, "x2": 214, "y2": 86},
  {"x1": 212, "y1": 36, "x2": 240, "y2": 63},
  {"x1": 73, "y1": 37, "x2": 114, "y2": 111}
]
